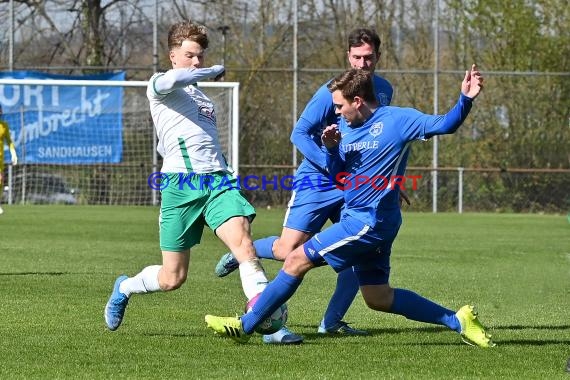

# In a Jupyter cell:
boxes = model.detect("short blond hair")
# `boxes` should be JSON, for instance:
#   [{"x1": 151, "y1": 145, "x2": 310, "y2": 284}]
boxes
[{"x1": 168, "y1": 20, "x2": 209, "y2": 51}]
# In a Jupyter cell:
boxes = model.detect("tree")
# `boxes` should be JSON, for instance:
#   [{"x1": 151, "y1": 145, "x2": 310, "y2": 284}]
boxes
[{"x1": 0, "y1": 0, "x2": 155, "y2": 72}]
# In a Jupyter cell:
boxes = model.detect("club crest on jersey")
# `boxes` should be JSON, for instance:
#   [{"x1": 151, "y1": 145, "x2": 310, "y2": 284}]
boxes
[
  {"x1": 198, "y1": 105, "x2": 216, "y2": 123},
  {"x1": 369, "y1": 122, "x2": 383, "y2": 137}
]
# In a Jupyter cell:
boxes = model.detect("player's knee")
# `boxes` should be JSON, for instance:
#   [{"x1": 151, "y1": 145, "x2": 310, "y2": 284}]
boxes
[
  {"x1": 272, "y1": 240, "x2": 293, "y2": 261},
  {"x1": 364, "y1": 298, "x2": 391, "y2": 312},
  {"x1": 160, "y1": 272, "x2": 187, "y2": 291},
  {"x1": 362, "y1": 285, "x2": 394, "y2": 312},
  {"x1": 282, "y1": 249, "x2": 313, "y2": 277}
]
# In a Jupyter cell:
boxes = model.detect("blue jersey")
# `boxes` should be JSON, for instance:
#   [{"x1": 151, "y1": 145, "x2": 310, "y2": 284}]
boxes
[
  {"x1": 292, "y1": 74, "x2": 393, "y2": 194},
  {"x1": 326, "y1": 93, "x2": 473, "y2": 228}
]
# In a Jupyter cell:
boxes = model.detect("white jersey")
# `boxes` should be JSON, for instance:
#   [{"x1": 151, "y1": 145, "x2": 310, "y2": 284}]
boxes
[{"x1": 147, "y1": 66, "x2": 228, "y2": 174}]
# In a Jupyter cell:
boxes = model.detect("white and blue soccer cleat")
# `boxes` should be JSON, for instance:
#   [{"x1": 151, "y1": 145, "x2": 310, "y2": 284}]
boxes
[
  {"x1": 104, "y1": 275, "x2": 129, "y2": 331},
  {"x1": 262, "y1": 325, "x2": 304, "y2": 345},
  {"x1": 317, "y1": 320, "x2": 368, "y2": 335},
  {"x1": 214, "y1": 252, "x2": 239, "y2": 277}
]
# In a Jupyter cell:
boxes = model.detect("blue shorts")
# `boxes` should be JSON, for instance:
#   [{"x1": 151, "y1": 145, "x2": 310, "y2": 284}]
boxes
[
  {"x1": 283, "y1": 161, "x2": 345, "y2": 233},
  {"x1": 303, "y1": 211, "x2": 402, "y2": 285},
  {"x1": 282, "y1": 189, "x2": 343, "y2": 234}
]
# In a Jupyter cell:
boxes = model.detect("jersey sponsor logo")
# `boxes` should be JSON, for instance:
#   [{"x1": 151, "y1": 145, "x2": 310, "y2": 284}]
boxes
[
  {"x1": 193, "y1": 96, "x2": 216, "y2": 124},
  {"x1": 342, "y1": 140, "x2": 379, "y2": 152},
  {"x1": 198, "y1": 104, "x2": 216, "y2": 123},
  {"x1": 369, "y1": 122, "x2": 383, "y2": 137}
]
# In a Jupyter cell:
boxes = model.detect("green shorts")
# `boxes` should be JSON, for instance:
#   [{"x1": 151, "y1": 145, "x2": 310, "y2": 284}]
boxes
[{"x1": 159, "y1": 172, "x2": 255, "y2": 252}]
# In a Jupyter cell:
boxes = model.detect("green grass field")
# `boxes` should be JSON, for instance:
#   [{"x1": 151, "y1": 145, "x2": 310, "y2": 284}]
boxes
[{"x1": 0, "y1": 206, "x2": 568, "y2": 379}]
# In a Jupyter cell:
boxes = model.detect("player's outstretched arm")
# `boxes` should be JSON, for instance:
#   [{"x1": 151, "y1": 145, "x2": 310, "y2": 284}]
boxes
[
  {"x1": 461, "y1": 64, "x2": 484, "y2": 99},
  {"x1": 153, "y1": 65, "x2": 225, "y2": 94},
  {"x1": 405, "y1": 64, "x2": 483, "y2": 141}
]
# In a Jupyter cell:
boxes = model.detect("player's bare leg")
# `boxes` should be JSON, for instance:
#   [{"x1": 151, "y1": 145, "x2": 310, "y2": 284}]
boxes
[
  {"x1": 215, "y1": 216, "x2": 269, "y2": 300},
  {"x1": 104, "y1": 250, "x2": 188, "y2": 331}
]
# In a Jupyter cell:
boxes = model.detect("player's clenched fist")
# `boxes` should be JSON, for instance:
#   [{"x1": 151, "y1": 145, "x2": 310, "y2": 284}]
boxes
[{"x1": 321, "y1": 124, "x2": 341, "y2": 149}]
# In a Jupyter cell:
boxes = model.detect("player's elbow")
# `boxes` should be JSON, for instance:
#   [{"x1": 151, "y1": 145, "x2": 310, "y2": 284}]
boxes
[
  {"x1": 290, "y1": 130, "x2": 301, "y2": 145},
  {"x1": 427, "y1": 125, "x2": 460, "y2": 138}
]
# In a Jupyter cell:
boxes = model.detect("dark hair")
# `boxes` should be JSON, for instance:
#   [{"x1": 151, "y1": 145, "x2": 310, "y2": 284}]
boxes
[
  {"x1": 168, "y1": 20, "x2": 209, "y2": 51},
  {"x1": 327, "y1": 68, "x2": 376, "y2": 103},
  {"x1": 347, "y1": 28, "x2": 381, "y2": 54}
]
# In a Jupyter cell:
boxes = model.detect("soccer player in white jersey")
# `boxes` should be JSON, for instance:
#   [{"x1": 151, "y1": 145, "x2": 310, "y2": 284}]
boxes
[
  {"x1": 206, "y1": 65, "x2": 495, "y2": 348},
  {"x1": 104, "y1": 20, "x2": 270, "y2": 332}
]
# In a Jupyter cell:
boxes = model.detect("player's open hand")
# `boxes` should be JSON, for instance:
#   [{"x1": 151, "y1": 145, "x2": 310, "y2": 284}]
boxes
[
  {"x1": 321, "y1": 124, "x2": 341, "y2": 149},
  {"x1": 461, "y1": 64, "x2": 483, "y2": 99}
]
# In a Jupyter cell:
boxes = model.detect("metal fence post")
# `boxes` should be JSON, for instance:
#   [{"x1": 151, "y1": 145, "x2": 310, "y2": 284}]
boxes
[
  {"x1": 7, "y1": 164, "x2": 12, "y2": 205},
  {"x1": 458, "y1": 167, "x2": 464, "y2": 214}
]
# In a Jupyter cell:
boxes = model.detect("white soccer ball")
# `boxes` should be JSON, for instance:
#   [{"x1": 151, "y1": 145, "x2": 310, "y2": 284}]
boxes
[{"x1": 245, "y1": 293, "x2": 288, "y2": 334}]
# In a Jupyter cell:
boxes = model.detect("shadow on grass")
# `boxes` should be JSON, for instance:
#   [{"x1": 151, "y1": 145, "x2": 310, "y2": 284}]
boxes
[
  {"x1": 142, "y1": 332, "x2": 194, "y2": 338},
  {"x1": 494, "y1": 339, "x2": 570, "y2": 346},
  {"x1": 0, "y1": 271, "x2": 67, "y2": 276},
  {"x1": 397, "y1": 339, "x2": 570, "y2": 346},
  {"x1": 493, "y1": 324, "x2": 570, "y2": 330},
  {"x1": 298, "y1": 325, "x2": 447, "y2": 340},
  {"x1": 296, "y1": 323, "x2": 570, "y2": 346},
  {"x1": 139, "y1": 328, "x2": 570, "y2": 347}
]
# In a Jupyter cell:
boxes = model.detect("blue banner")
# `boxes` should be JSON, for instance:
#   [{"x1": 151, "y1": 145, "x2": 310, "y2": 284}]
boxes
[{"x1": 0, "y1": 71, "x2": 124, "y2": 164}]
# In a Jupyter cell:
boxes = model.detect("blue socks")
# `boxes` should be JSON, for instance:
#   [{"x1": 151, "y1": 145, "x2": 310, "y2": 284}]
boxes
[
  {"x1": 322, "y1": 267, "x2": 359, "y2": 328},
  {"x1": 241, "y1": 270, "x2": 302, "y2": 334},
  {"x1": 389, "y1": 288, "x2": 461, "y2": 332},
  {"x1": 253, "y1": 236, "x2": 279, "y2": 259}
]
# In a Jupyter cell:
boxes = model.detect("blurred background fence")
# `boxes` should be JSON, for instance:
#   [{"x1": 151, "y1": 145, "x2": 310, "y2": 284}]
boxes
[
  {"x1": 0, "y1": 0, "x2": 568, "y2": 213},
  {"x1": 4, "y1": 162, "x2": 569, "y2": 213},
  {"x1": 238, "y1": 165, "x2": 570, "y2": 213}
]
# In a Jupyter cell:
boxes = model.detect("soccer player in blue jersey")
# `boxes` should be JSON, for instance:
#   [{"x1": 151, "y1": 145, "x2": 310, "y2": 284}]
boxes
[
  {"x1": 206, "y1": 64, "x2": 496, "y2": 348},
  {"x1": 214, "y1": 28, "x2": 397, "y2": 344}
]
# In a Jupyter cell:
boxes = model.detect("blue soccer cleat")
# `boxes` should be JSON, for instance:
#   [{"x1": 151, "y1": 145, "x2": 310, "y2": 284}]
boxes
[
  {"x1": 104, "y1": 275, "x2": 129, "y2": 331},
  {"x1": 262, "y1": 325, "x2": 304, "y2": 345},
  {"x1": 214, "y1": 252, "x2": 239, "y2": 277},
  {"x1": 317, "y1": 320, "x2": 369, "y2": 335}
]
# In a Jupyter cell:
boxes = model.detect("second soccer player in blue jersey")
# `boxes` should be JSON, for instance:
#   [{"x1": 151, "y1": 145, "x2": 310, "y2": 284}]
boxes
[
  {"x1": 207, "y1": 64, "x2": 495, "y2": 348},
  {"x1": 214, "y1": 28, "x2": 394, "y2": 344}
]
